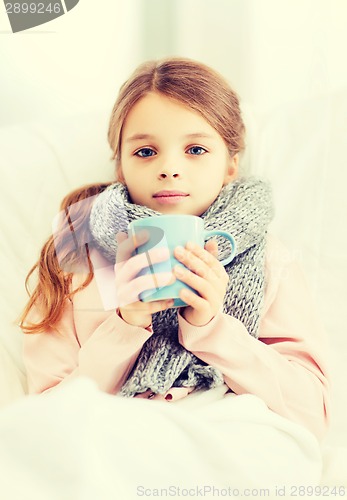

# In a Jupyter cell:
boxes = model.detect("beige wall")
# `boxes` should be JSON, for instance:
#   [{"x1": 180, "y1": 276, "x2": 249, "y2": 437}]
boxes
[{"x1": 1, "y1": 0, "x2": 346, "y2": 124}]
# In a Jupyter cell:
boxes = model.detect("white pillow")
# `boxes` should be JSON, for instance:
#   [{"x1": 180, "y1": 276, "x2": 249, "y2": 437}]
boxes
[
  {"x1": 0, "y1": 342, "x2": 26, "y2": 408},
  {"x1": 0, "y1": 110, "x2": 114, "y2": 377}
]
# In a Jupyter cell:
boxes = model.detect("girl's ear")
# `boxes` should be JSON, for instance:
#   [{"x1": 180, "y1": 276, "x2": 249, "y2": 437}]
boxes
[{"x1": 223, "y1": 154, "x2": 239, "y2": 185}]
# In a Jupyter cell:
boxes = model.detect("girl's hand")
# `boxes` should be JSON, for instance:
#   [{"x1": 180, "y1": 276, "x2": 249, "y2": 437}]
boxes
[
  {"x1": 115, "y1": 231, "x2": 176, "y2": 329},
  {"x1": 173, "y1": 240, "x2": 229, "y2": 327}
]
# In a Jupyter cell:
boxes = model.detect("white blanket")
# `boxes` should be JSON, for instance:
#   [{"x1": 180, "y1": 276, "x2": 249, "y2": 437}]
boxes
[{"x1": 0, "y1": 378, "x2": 323, "y2": 500}]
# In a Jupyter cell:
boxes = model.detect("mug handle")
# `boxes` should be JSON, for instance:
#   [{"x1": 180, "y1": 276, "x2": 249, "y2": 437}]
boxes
[{"x1": 203, "y1": 230, "x2": 236, "y2": 266}]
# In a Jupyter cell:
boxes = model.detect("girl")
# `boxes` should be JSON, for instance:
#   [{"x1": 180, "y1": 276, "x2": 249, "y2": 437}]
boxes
[{"x1": 19, "y1": 57, "x2": 330, "y2": 488}]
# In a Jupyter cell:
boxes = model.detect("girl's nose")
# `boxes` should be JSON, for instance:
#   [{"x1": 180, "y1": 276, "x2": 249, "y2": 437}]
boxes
[
  {"x1": 157, "y1": 154, "x2": 182, "y2": 179},
  {"x1": 158, "y1": 171, "x2": 180, "y2": 179}
]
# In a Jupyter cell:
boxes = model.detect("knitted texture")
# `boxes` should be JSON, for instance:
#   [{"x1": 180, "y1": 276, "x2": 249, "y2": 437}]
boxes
[{"x1": 89, "y1": 177, "x2": 274, "y2": 397}]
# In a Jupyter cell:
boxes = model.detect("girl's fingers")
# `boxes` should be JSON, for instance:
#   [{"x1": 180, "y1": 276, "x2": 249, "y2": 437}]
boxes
[
  {"x1": 173, "y1": 265, "x2": 211, "y2": 299},
  {"x1": 147, "y1": 298, "x2": 175, "y2": 313},
  {"x1": 132, "y1": 272, "x2": 176, "y2": 298},
  {"x1": 115, "y1": 246, "x2": 171, "y2": 284},
  {"x1": 117, "y1": 272, "x2": 176, "y2": 307},
  {"x1": 116, "y1": 229, "x2": 171, "y2": 267},
  {"x1": 179, "y1": 286, "x2": 206, "y2": 310},
  {"x1": 115, "y1": 230, "x2": 149, "y2": 264},
  {"x1": 115, "y1": 230, "x2": 171, "y2": 282},
  {"x1": 115, "y1": 231, "x2": 128, "y2": 244},
  {"x1": 204, "y1": 239, "x2": 219, "y2": 257},
  {"x1": 119, "y1": 295, "x2": 174, "y2": 313},
  {"x1": 174, "y1": 242, "x2": 222, "y2": 280},
  {"x1": 187, "y1": 241, "x2": 221, "y2": 269}
]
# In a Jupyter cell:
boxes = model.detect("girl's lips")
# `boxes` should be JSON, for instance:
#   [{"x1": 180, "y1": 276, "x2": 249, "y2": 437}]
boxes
[
  {"x1": 153, "y1": 190, "x2": 189, "y2": 205},
  {"x1": 153, "y1": 195, "x2": 189, "y2": 205}
]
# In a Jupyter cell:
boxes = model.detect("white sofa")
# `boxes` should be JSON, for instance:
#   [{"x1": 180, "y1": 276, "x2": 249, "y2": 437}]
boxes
[{"x1": 0, "y1": 95, "x2": 346, "y2": 488}]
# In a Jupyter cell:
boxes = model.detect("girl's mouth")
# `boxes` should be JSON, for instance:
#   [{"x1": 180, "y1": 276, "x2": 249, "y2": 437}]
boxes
[{"x1": 153, "y1": 191, "x2": 189, "y2": 204}]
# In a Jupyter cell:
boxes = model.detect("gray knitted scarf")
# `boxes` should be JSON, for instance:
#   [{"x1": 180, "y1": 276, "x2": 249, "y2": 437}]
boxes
[{"x1": 89, "y1": 177, "x2": 274, "y2": 397}]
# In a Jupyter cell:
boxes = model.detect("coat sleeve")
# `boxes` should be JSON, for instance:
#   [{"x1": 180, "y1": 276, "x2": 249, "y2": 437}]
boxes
[
  {"x1": 22, "y1": 276, "x2": 152, "y2": 395},
  {"x1": 177, "y1": 235, "x2": 331, "y2": 440}
]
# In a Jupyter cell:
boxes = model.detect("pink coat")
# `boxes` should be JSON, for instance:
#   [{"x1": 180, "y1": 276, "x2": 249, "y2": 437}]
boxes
[{"x1": 23, "y1": 234, "x2": 331, "y2": 440}]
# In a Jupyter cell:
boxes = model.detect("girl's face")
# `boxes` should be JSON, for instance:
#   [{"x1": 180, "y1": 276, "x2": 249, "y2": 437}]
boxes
[{"x1": 119, "y1": 92, "x2": 238, "y2": 216}]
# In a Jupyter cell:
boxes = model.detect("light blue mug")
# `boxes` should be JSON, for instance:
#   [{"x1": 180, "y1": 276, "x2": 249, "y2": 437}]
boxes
[{"x1": 128, "y1": 215, "x2": 236, "y2": 307}]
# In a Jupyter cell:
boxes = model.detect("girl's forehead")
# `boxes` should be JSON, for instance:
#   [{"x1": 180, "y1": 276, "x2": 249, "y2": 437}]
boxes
[
  {"x1": 128, "y1": 92, "x2": 197, "y2": 118},
  {"x1": 122, "y1": 92, "x2": 218, "y2": 139}
]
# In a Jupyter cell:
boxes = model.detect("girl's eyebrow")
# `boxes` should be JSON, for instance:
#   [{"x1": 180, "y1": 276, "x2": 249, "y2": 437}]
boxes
[
  {"x1": 125, "y1": 132, "x2": 216, "y2": 143},
  {"x1": 125, "y1": 134, "x2": 155, "y2": 143},
  {"x1": 184, "y1": 133, "x2": 216, "y2": 141}
]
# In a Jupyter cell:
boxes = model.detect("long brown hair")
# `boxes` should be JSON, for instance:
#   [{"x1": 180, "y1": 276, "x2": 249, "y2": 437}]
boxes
[
  {"x1": 19, "y1": 183, "x2": 111, "y2": 333},
  {"x1": 19, "y1": 57, "x2": 246, "y2": 334}
]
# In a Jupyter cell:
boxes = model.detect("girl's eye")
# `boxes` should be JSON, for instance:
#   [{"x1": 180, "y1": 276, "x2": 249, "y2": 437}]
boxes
[
  {"x1": 187, "y1": 146, "x2": 207, "y2": 156},
  {"x1": 134, "y1": 148, "x2": 156, "y2": 158}
]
